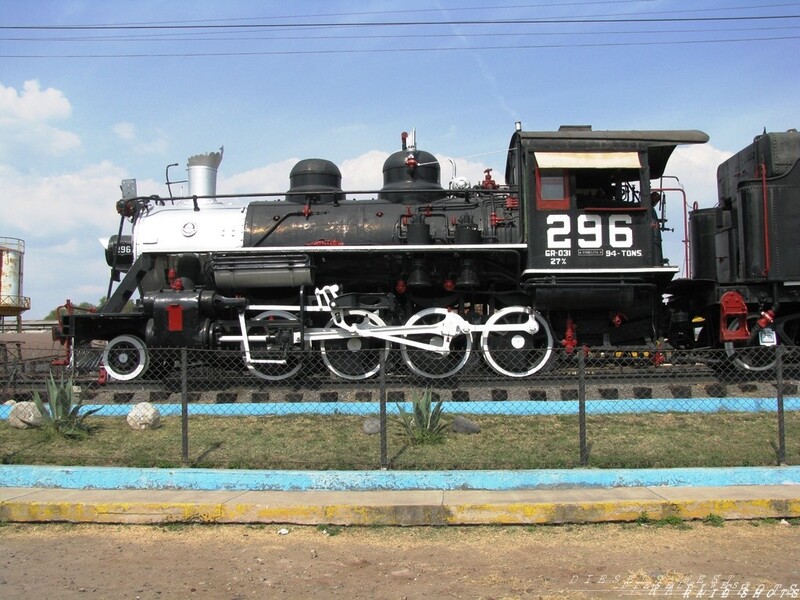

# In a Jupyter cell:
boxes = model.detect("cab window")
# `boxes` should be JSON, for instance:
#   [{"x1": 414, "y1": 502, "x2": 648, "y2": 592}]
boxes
[
  {"x1": 574, "y1": 170, "x2": 642, "y2": 209},
  {"x1": 535, "y1": 168, "x2": 570, "y2": 210}
]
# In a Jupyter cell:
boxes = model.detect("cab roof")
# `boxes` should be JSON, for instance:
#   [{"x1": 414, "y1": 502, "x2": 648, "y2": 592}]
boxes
[{"x1": 507, "y1": 126, "x2": 709, "y2": 180}]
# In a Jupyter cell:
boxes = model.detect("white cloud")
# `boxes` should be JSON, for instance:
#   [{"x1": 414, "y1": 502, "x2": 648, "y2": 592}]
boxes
[
  {"x1": 218, "y1": 158, "x2": 299, "y2": 195},
  {"x1": 132, "y1": 128, "x2": 170, "y2": 156},
  {"x1": 22, "y1": 241, "x2": 111, "y2": 316},
  {"x1": 659, "y1": 143, "x2": 733, "y2": 275},
  {"x1": 111, "y1": 122, "x2": 169, "y2": 156},
  {"x1": 0, "y1": 80, "x2": 71, "y2": 122},
  {"x1": 0, "y1": 80, "x2": 81, "y2": 158},
  {"x1": 1, "y1": 158, "x2": 162, "y2": 316},
  {"x1": 340, "y1": 150, "x2": 387, "y2": 192},
  {"x1": 0, "y1": 161, "x2": 158, "y2": 237},
  {"x1": 0, "y1": 120, "x2": 81, "y2": 158},
  {"x1": 665, "y1": 144, "x2": 733, "y2": 210},
  {"x1": 113, "y1": 121, "x2": 136, "y2": 141},
  {"x1": 47, "y1": 238, "x2": 82, "y2": 255}
]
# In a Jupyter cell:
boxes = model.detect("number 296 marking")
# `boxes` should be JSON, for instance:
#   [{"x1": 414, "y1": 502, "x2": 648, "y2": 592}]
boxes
[{"x1": 546, "y1": 214, "x2": 633, "y2": 249}]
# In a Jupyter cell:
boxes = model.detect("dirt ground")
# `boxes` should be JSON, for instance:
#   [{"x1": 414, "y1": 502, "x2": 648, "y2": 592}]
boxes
[{"x1": 1, "y1": 521, "x2": 799, "y2": 599}]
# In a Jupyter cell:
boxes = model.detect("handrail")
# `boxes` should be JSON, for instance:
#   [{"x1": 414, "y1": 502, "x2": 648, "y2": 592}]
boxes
[{"x1": 0, "y1": 295, "x2": 31, "y2": 309}]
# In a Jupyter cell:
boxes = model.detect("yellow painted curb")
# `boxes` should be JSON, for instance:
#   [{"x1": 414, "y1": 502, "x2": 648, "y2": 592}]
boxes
[
  {"x1": 2, "y1": 496, "x2": 799, "y2": 526},
  {"x1": 445, "y1": 497, "x2": 800, "y2": 524}
]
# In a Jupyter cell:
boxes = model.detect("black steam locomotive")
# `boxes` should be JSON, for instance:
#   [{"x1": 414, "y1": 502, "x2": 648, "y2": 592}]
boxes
[{"x1": 54, "y1": 125, "x2": 800, "y2": 381}]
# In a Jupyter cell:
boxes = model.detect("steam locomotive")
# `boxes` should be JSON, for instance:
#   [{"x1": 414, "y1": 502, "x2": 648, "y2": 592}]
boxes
[{"x1": 54, "y1": 125, "x2": 800, "y2": 381}]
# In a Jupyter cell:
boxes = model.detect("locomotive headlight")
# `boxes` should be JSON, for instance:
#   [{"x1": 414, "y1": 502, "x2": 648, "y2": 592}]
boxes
[{"x1": 182, "y1": 222, "x2": 197, "y2": 237}]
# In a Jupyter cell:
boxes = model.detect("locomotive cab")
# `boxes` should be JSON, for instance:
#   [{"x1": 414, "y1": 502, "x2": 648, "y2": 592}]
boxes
[{"x1": 508, "y1": 126, "x2": 709, "y2": 346}]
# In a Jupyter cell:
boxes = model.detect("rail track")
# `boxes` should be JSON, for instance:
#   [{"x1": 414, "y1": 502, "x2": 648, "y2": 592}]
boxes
[{"x1": 4, "y1": 350, "x2": 793, "y2": 406}]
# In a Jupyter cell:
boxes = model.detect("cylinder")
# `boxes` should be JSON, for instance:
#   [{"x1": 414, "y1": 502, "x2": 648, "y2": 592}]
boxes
[
  {"x1": 406, "y1": 222, "x2": 431, "y2": 245},
  {"x1": 455, "y1": 223, "x2": 482, "y2": 244},
  {"x1": 0, "y1": 237, "x2": 30, "y2": 316}
]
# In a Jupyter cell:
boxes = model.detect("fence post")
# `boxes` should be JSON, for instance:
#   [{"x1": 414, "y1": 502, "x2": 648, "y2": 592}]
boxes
[
  {"x1": 578, "y1": 350, "x2": 588, "y2": 467},
  {"x1": 181, "y1": 347, "x2": 189, "y2": 466},
  {"x1": 379, "y1": 350, "x2": 388, "y2": 469},
  {"x1": 776, "y1": 344, "x2": 786, "y2": 466}
]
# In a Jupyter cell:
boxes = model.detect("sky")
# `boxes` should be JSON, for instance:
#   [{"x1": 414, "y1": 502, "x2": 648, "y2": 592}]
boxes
[{"x1": 1, "y1": 0, "x2": 798, "y2": 318}]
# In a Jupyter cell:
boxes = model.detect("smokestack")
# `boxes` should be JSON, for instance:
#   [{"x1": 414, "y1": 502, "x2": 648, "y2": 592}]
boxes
[{"x1": 187, "y1": 147, "x2": 223, "y2": 205}]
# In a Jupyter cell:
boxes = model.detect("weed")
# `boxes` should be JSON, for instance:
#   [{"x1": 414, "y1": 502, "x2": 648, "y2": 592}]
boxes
[
  {"x1": 634, "y1": 512, "x2": 690, "y2": 528},
  {"x1": 654, "y1": 515, "x2": 691, "y2": 529},
  {"x1": 317, "y1": 524, "x2": 343, "y2": 536},
  {"x1": 703, "y1": 513, "x2": 725, "y2": 527}
]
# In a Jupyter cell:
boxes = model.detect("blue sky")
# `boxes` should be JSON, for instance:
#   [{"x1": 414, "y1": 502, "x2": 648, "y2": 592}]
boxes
[{"x1": 1, "y1": 0, "x2": 798, "y2": 318}]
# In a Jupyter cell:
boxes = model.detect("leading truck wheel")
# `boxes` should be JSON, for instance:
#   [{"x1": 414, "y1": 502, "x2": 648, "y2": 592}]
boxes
[{"x1": 103, "y1": 334, "x2": 149, "y2": 381}]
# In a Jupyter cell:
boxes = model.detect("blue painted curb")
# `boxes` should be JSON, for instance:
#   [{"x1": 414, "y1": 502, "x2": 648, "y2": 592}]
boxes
[
  {"x1": 2, "y1": 397, "x2": 797, "y2": 419},
  {"x1": 2, "y1": 465, "x2": 800, "y2": 491}
]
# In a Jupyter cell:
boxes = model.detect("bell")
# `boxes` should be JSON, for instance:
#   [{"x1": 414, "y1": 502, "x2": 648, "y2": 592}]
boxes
[
  {"x1": 407, "y1": 259, "x2": 432, "y2": 288},
  {"x1": 456, "y1": 259, "x2": 480, "y2": 288}
]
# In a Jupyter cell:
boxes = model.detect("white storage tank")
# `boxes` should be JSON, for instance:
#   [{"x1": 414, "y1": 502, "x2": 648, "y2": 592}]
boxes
[{"x1": 0, "y1": 237, "x2": 31, "y2": 317}]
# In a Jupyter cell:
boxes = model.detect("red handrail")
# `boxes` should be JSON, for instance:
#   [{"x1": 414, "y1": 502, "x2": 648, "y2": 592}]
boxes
[{"x1": 653, "y1": 186, "x2": 690, "y2": 277}]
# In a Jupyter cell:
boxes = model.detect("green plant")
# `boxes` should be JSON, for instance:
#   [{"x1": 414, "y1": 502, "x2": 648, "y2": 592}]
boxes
[
  {"x1": 30, "y1": 372, "x2": 100, "y2": 439},
  {"x1": 703, "y1": 513, "x2": 725, "y2": 527},
  {"x1": 317, "y1": 524, "x2": 343, "y2": 536},
  {"x1": 395, "y1": 388, "x2": 447, "y2": 445},
  {"x1": 634, "y1": 512, "x2": 692, "y2": 528}
]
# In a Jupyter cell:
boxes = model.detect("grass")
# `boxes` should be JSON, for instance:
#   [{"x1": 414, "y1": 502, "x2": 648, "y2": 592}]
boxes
[
  {"x1": 0, "y1": 411, "x2": 798, "y2": 470},
  {"x1": 702, "y1": 513, "x2": 726, "y2": 527},
  {"x1": 635, "y1": 512, "x2": 693, "y2": 529},
  {"x1": 316, "y1": 524, "x2": 343, "y2": 536}
]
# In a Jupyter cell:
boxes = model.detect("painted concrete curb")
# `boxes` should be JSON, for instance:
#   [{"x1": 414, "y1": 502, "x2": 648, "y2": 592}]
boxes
[
  {"x1": 1, "y1": 485, "x2": 799, "y2": 526},
  {"x1": 3, "y1": 466, "x2": 799, "y2": 525},
  {"x1": 3, "y1": 465, "x2": 800, "y2": 491},
  {"x1": 2, "y1": 397, "x2": 798, "y2": 419}
]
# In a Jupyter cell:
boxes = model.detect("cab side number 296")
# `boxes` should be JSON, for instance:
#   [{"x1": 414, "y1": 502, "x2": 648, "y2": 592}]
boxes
[{"x1": 546, "y1": 214, "x2": 633, "y2": 249}]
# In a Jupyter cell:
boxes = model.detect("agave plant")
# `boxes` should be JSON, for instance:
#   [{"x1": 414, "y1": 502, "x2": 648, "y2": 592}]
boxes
[
  {"x1": 30, "y1": 372, "x2": 100, "y2": 439},
  {"x1": 395, "y1": 388, "x2": 447, "y2": 445}
]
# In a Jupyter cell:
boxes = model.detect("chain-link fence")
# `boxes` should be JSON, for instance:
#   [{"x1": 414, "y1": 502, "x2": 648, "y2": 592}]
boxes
[{"x1": 1, "y1": 341, "x2": 798, "y2": 470}]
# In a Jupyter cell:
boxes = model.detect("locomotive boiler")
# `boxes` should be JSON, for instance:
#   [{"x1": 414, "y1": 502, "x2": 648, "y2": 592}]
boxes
[{"x1": 54, "y1": 124, "x2": 800, "y2": 382}]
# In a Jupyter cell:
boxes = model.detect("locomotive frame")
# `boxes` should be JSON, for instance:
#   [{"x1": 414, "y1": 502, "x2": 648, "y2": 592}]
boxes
[{"x1": 54, "y1": 125, "x2": 800, "y2": 382}]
